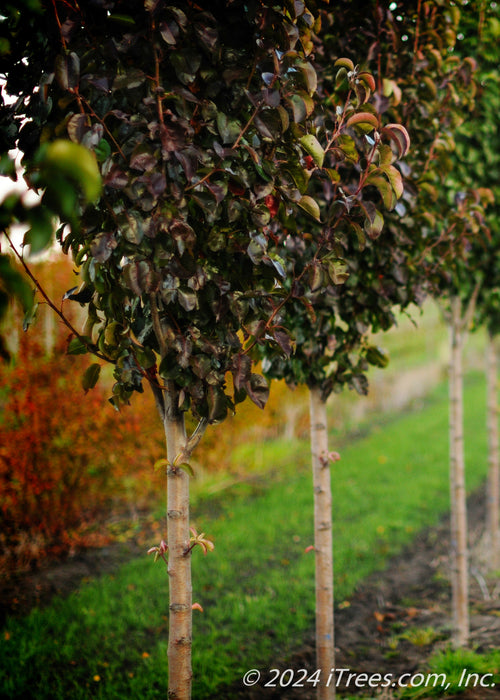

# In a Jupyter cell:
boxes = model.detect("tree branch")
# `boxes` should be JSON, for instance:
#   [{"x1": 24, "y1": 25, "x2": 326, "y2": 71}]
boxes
[
  {"x1": 462, "y1": 278, "x2": 482, "y2": 333},
  {"x1": 147, "y1": 373, "x2": 166, "y2": 423},
  {"x1": 185, "y1": 418, "x2": 208, "y2": 459},
  {"x1": 3, "y1": 231, "x2": 113, "y2": 363},
  {"x1": 232, "y1": 102, "x2": 261, "y2": 150},
  {"x1": 149, "y1": 292, "x2": 167, "y2": 357}
]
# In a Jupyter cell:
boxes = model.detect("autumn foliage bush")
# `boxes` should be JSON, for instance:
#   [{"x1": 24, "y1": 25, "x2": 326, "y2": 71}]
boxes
[
  {"x1": 0, "y1": 327, "x2": 167, "y2": 571},
  {"x1": 0, "y1": 258, "x2": 164, "y2": 570}
]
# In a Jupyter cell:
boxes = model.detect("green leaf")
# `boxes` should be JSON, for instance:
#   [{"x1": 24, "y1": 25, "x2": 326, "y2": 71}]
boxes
[
  {"x1": 0, "y1": 254, "x2": 34, "y2": 312},
  {"x1": 364, "y1": 209, "x2": 384, "y2": 239},
  {"x1": 177, "y1": 462, "x2": 195, "y2": 477},
  {"x1": 336, "y1": 134, "x2": 358, "y2": 163},
  {"x1": 366, "y1": 345, "x2": 390, "y2": 368},
  {"x1": 308, "y1": 263, "x2": 323, "y2": 292},
  {"x1": 349, "y1": 221, "x2": 366, "y2": 251},
  {"x1": 169, "y1": 49, "x2": 201, "y2": 85},
  {"x1": 334, "y1": 57, "x2": 354, "y2": 71},
  {"x1": 382, "y1": 165, "x2": 404, "y2": 199},
  {"x1": 207, "y1": 228, "x2": 226, "y2": 252},
  {"x1": 42, "y1": 140, "x2": 102, "y2": 203},
  {"x1": 334, "y1": 66, "x2": 349, "y2": 90},
  {"x1": 419, "y1": 181, "x2": 439, "y2": 202},
  {"x1": 134, "y1": 346, "x2": 157, "y2": 370},
  {"x1": 108, "y1": 13, "x2": 136, "y2": 26},
  {"x1": 269, "y1": 253, "x2": 286, "y2": 278},
  {"x1": 112, "y1": 67, "x2": 147, "y2": 90},
  {"x1": 282, "y1": 163, "x2": 311, "y2": 194},
  {"x1": 364, "y1": 173, "x2": 397, "y2": 211},
  {"x1": 346, "y1": 111, "x2": 379, "y2": 132},
  {"x1": 216, "y1": 113, "x2": 241, "y2": 144},
  {"x1": 297, "y1": 195, "x2": 321, "y2": 222},
  {"x1": 276, "y1": 105, "x2": 290, "y2": 133},
  {"x1": 153, "y1": 458, "x2": 169, "y2": 473},
  {"x1": 325, "y1": 168, "x2": 340, "y2": 183},
  {"x1": 325, "y1": 259, "x2": 349, "y2": 286},
  {"x1": 24, "y1": 207, "x2": 55, "y2": 254},
  {"x1": 67, "y1": 336, "x2": 89, "y2": 355},
  {"x1": 82, "y1": 363, "x2": 101, "y2": 392},
  {"x1": 42, "y1": 177, "x2": 78, "y2": 223},
  {"x1": 0, "y1": 153, "x2": 16, "y2": 178},
  {"x1": 118, "y1": 211, "x2": 144, "y2": 245},
  {"x1": 300, "y1": 134, "x2": 325, "y2": 168},
  {"x1": 247, "y1": 235, "x2": 267, "y2": 264},
  {"x1": 287, "y1": 93, "x2": 314, "y2": 122},
  {"x1": 297, "y1": 61, "x2": 317, "y2": 95}
]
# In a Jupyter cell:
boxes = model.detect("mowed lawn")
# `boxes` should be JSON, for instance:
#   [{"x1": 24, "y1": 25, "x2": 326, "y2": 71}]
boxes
[{"x1": 0, "y1": 370, "x2": 493, "y2": 699}]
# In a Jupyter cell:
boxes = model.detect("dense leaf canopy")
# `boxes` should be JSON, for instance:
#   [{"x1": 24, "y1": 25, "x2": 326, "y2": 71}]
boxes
[
  {"x1": 261, "y1": 0, "x2": 494, "y2": 399},
  {"x1": 2, "y1": 0, "x2": 325, "y2": 419},
  {"x1": 0, "y1": 0, "x2": 409, "y2": 421}
]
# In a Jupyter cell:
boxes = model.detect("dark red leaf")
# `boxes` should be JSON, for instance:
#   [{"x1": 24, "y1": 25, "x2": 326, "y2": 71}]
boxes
[
  {"x1": 231, "y1": 352, "x2": 251, "y2": 392},
  {"x1": 245, "y1": 373, "x2": 269, "y2": 410}
]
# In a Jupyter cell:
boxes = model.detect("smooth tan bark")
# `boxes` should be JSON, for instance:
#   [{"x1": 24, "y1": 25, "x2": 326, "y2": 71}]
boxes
[
  {"x1": 309, "y1": 386, "x2": 335, "y2": 700},
  {"x1": 448, "y1": 297, "x2": 469, "y2": 648},
  {"x1": 486, "y1": 330, "x2": 500, "y2": 570},
  {"x1": 165, "y1": 408, "x2": 192, "y2": 700}
]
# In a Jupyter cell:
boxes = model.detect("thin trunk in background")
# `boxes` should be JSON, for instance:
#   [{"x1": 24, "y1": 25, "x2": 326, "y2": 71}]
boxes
[
  {"x1": 309, "y1": 386, "x2": 335, "y2": 700},
  {"x1": 448, "y1": 296, "x2": 469, "y2": 648},
  {"x1": 43, "y1": 298, "x2": 55, "y2": 356},
  {"x1": 486, "y1": 329, "x2": 500, "y2": 570}
]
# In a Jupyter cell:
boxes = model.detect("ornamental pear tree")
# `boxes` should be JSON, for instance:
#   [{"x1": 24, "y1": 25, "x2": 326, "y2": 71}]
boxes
[
  {"x1": 454, "y1": 4, "x2": 500, "y2": 570},
  {"x1": 259, "y1": 51, "x2": 411, "y2": 698},
  {"x1": 338, "y1": 0, "x2": 493, "y2": 649},
  {"x1": 404, "y1": 0, "x2": 498, "y2": 645},
  {"x1": 261, "y1": 0, "x2": 491, "y2": 678},
  {"x1": 379, "y1": 0, "x2": 493, "y2": 648},
  {"x1": 0, "y1": 1, "x2": 410, "y2": 696}
]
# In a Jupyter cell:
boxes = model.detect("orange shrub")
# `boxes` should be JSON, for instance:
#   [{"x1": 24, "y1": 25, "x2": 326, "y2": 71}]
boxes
[{"x1": 0, "y1": 331, "x2": 163, "y2": 572}]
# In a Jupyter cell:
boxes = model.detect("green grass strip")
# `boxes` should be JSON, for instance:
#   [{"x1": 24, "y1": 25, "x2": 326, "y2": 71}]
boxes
[
  {"x1": 400, "y1": 647, "x2": 500, "y2": 698},
  {"x1": 0, "y1": 372, "x2": 492, "y2": 699}
]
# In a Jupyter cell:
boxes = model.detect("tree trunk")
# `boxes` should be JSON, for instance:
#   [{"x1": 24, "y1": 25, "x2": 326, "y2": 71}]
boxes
[
  {"x1": 486, "y1": 329, "x2": 499, "y2": 570},
  {"x1": 165, "y1": 407, "x2": 192, "y2": 699},
  {"x1": 309, "y1": 386, "x2": 335, "y2": 700},
  {"x1": 448, "y1": 296, "x2": 469, "y2": 647}
]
